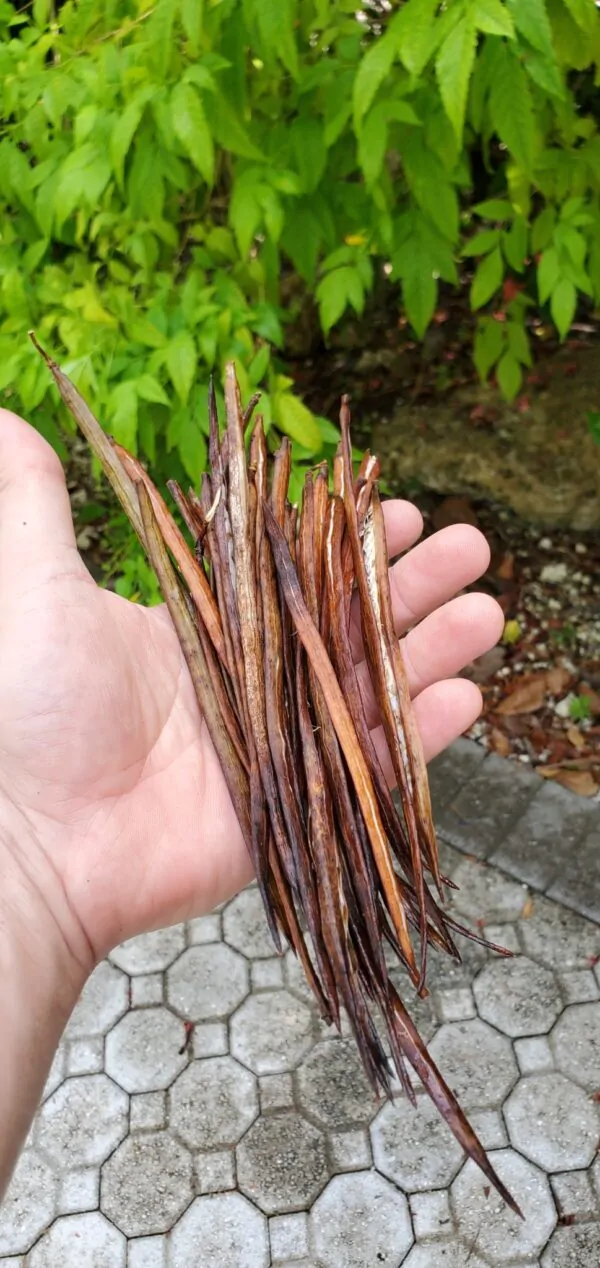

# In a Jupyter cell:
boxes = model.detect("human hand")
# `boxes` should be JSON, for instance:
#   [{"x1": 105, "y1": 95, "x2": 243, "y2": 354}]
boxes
[{"x1": 0, "y1": 411, "x2": 503, "y2": 966}]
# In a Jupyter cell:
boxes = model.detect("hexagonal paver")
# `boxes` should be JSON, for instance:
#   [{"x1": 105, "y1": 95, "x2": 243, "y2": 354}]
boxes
[
  {"x1": 428, "y1": 1019, "x2": 518, "y2": 1111},
  {"x1": 473, "y1": 957, "x2": 562, "y2": 1038},
  {"x1": 169, "y1": 1056, "x2": 258, "y2": 1149},
  {"x1": 0, "y1": 1149, "x2": 57, "y2": 1255},
  {"x1": 109, "y1": 925, "x2": 185, "y2": 975},
  {"x1": 541, "y1": 1223, "x2": 600, "y2": 1266},
  {"x1": 295, "y1": 1039, "x2": 376, "y2": 1130},
  {"x1": 451, "y1": 1150, "x2": 556, "y2": 1263},
  {"x1": 167, "y1": 945, "x2": 249, "y2": 1021},
  {"x1": 551, "y1": 1002, "x2": 600, "y2": 1090},
  {"x1": 230, "y1": 990, "x2": 314, "y2": 1074},
  {"x1": 105, "y1": 1007, "x2": 187, "y2": 1093},
  {"x1": 421, "y1": 934, "x2": 487, "y2": 993},
  {"x1": 402, "y1": 1241, "x2": 487, "y2": 1268},
  {"x1": 505, "y1": 1072, "x2": 600, "y2": 1171},
  {"x1": 518, "y1": 896, "x2": 599, "y2": 970},
  {"x1": 310, "y1": 1171, "x2": 413, "y2": 1268},
  {"x1": 65, "y1": 960, "x2": 128, "y2": 1040},
  {"x1": 371, "y1": 1096, "x2": 463, "y2": 1192},
  {"x1": 169, "y1": 1194, "x2": 269, "y2": 1268},
  {"x1": 223, "y1": 886, "x2": 277, "y2": 959},
  {"x1": 451, "y1": 857, "x2": 529, "y2": 924},
  {"x1": 237, "y1": 1111, "x2": 329, "y2": 1214},
  {"x1": 37, "y1": 1074, "x2": 128, "y2": 1170},
  {"x1": 101, "y1": 1131, "x2": 192, "y2": 1236},
  {"x1": 27, "y1": 1212, "x2": 126, "y2": 1268}
]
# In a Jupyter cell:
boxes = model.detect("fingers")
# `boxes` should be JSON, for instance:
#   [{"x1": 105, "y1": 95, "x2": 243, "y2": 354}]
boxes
[
  {"x1": 355, "y1": 592, "x2": 503, "y2": 729},
  {"x1": 380, "y1": 498, "x2": 424, "y2": 560},
  {"x1": 0, "y1": 409, "x2": 84, "y2": 595},
  {"x1": 370, "y1": 678, "x2": 483, "y2": 782}
]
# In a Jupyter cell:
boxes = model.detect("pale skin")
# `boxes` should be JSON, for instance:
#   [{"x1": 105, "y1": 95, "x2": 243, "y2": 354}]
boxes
[{"x1": 0, "y1": 408, "x2": 504, "y2": 1192}]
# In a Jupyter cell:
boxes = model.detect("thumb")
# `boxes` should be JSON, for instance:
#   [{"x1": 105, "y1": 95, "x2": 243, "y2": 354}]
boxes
[{"x1": 0, "y1": 409, "x2": 83, "y2": 594}]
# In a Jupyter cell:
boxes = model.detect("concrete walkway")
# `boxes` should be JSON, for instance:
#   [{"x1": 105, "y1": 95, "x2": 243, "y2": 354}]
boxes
[{"x1": 0, "y1": 739, "x2": 598, "y2": 1267}]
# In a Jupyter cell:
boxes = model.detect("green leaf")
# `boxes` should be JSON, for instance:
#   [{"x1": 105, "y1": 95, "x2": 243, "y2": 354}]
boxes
[
  {"x1": 507, "y1": 320, "x2": 532, "y2": 365},
  {"x1": 502, "y1": 216, "x2": 528, "y2": 272},
  {"x1": 291, "y1": 117, "x2": 327, "y2": 193},
  {"x1": 531, "y1": 206, "x2": 556, "y2": 252},
  {"x1": 177, "y1": 413, "x2": 207, "y2": 485},
  {"x1": 109, "y1": 382, "x2": 138, "y2": 452},
  {"x1": 249, "y1": 344, "x2": 270, "y2": 385},
  {"x1": 274, "y1": 392, "x2": 323, "y2": 452},
  {"x1": 550, "y1": 276, "x2": 576, "y2": 338},
  {"x1": 391, "y1": 0, "x2": 441, "y2": 77},
  {"x1": 507, "y1": 0, "x2": 555, "y2": 57},
  {"x1": 562, "y1": 0, "x2": 597, "y2": 33},
  {"x1": 474, "y1": 317, "x2": 505, "y2": 378},
  {"x1": 33, "y1": 0, "x2": 51, "y2": 24},
  {"x1": 254, "y1": 0, "x2": 299, "y2": 77},
  {"x1": 470, "y1": 246, "x2": 504, "y2": 309},
  {"x1": 474, "y1": 0, "x2": 515, "y2": 36},
  {"x1": 110, "y1": 88, "x2": 155, "y2": 191},
  {"x1": 352, "y1": 30, "x2": 397, "y2": 125},
  {"x1": 462, "y1": 229, "x2": 501, "y2": 257},
  {"x1": 166, "y1": 331, "x2": 197, "y2": 404},
  {"x1": 521, "y1": 47, "x2": 565, "y2": 98},
  {"x1": 317, "y1": 268, "x2": 353, "y2": 332},
  {"x1": 496, "y1": 349, "x2": 522, "y2": 400},
  {"x1": 204, "y1": 96, "x2": 265, "y2": 161},
  {"x1": 357, "y1": 104, "x2": 389, "y2": 187},
  {"x1": 435, "y1": 14, "x2": 477, "y2": 142},
  {"x1": 230, "y1": 180, "x2": 261, "y2": 256},
  {"x1": 474, "y1": 199, "x2": 513, "y2": 221},
  {"x1": 171, "y1": 83, "x2": 214, "y2": 185},
  {"x1": 403, "y1": 263, "x2": 437, "y2": 338},
  {"x1": 538, "y1": 247, "x2": 560, "y2": 302},
  {"x1": 489, "y1": 42, "x2": 536, "y2": 171},
  {"x1": 136, "y1": 374, "x2": 170, "y2": 406},
  {"x1": 180, "y1": 0, "x2": 204, "y2": 52}
]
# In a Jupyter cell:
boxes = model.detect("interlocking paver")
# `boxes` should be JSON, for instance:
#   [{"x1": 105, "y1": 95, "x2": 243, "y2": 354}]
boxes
[
  {"x1": 328, "y1": 1129, "x2": 371, "y2": 1172},
  {"x1": 548, "y1": 827, "x2": 600, "y2": 922},
  {"x1": 230, "y1": 990, "x2": 314, "y2": 1075},
  {"x1": 505, "y1": 1072, "x2": 599, "y2": 1171},
  {"x1": 409, "y1": 1189, "x2": 453, "y2": 1240},
  {"x1": 551, "y1": 1169, "x2": 598, "y2": 1220},
  {"x1": 169, "y1": 1056, "x2": 258, "y2": 1149},
  {"x1": 541, "y1": 1223, "x2": 600, "y2": 1266},
  {"x1": 269, "y1": 1211, "x2": 309, "y2": 1260},
  {"x1": 402, "y1": 1241, "x2": 487, "y2": 1267},
  {"x1": 186, "y1": 913, "x2": 222, "y2": 945},
  {"x1": 295, "y1": 1039, "x2": 376, "y2": 1130},
  {"x1": 168, "y1": 1194, "x2": 269, "y2": 1268},
  {"x1": 65, "y1": 1036, "x2": 104, "y2": 1077},
  {"x1": 223, "y1": 886, "x2": 278, "y2": 959},
  {"x1": 130, "y1": 1091, "x2": 166, "y2": 1133},
  {"x1": 371, "y1": 1096, "x2": 463, "y2": 1192},
  {"x1": 518, "y1": 894, "x2": 599, "y2": 970},
  {"x1": 236, "y1": 1110, "x2": 329, "y2": 1213},
  {"x1": 57, "y1": 1167, "x2": 99, "y2": 1215},
  {"x1": 167, "y1": 944, "x2": 249, "y2": 1021},
  {"x1": 65, "y1": 960, "x2": 128, "y2": 1039},
  {"x1": 450, "y1": 856, "x2": 529, "y2": 924},
  {"x1": 436, "y1": 754, "x2": 538, "y2": 859},
  {"x1": 191, "y1": 1021, "x2": 228, "y2": 1058},
  {"x1": 473, "y1": 956, "x2": 562, "y2": 1037},
  {"x1": 130, "y1": 973, "x2": 164, "y2": 1008},
  {"x1": 451, "y1": 1150, "x2": 556, "y2": 1262},
  {"x1": 37, "y1": 1074, "x2": 128, "y2": 1170},
  {"x1": 105, "y1": 1008, "x2": 187, "y2": 1093},
  {"x1": 513, "y1": 1034, "x2": 554, "y2": 1075},
  {"x1": 259, "y1": 1072, "x2": 295, "y2": 1113},
  {"x1": 491, "y1": 780, "x2": 594, "y2": 892},
  {"x1": 468, "y1": 1107, "x2": 508, "y2": 1150},
  {"x1": 128, "y1": 1236, "x2": 166, "y2": 1267},
  {"x1": 27, "y1": 1212, "x2": 126, "y2": 1268},
  {"x1": 101, "y1": 1132, "x2": 193, "y2": 1236},
  {"x1": 426, "y1": 737, "x2": 487, "y2": 814},
  {"x1": 558, "y1": 968, "x2": 599, "y2": 1004},
  {"x1": 551, "y1": 1001, "x2": 600, "y2": 1090},
  {"x1": 428, "y1": 1019, "x2": 518, "y2": 1110},
  {"x1": 310, "y1": 1171, "x2": 413, "y2": 1267},
  {"x1": 110, "y1": 927, "x2": 185, "y2": 975},
  {"x1": 195, "y1": 1150, "x2": 236, "y2": 1195},
  {"x1": 0, "y1": 1150, "x2": 57, "y2": 1256}
]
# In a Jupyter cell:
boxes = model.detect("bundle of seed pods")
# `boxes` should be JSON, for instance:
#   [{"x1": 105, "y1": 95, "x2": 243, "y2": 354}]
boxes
[{"x1": 33, "y1": 336, "x2": 520, "y2": 1216}]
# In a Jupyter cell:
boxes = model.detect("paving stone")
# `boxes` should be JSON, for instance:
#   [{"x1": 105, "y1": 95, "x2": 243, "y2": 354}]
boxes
[
  {"x1": 230, "y1": 990, "x2": 314, "y2": 1075},
  {"x1": 505, "y1": 1072, "x2": 600, "y2": 1170},
  {"x1": 130, "y1": 1091, "x2": 166, "y2": 1133},
  {"x1": 191, "y1": 1021, "x2": 228, "y2": 1058},
  {"x1": 195, "y1": 1150, "x2": 236, "y2": 1195},
  {"x1": 57, "y1": 1167, "x2": 99, "y2": 1215},
  {"x1": 186, "y1": 913, "x2": 222, "y2": 945},
  {"x1": 463, "y1": 1108, "x2": 508, "y2": 1150},
  {"x1": 310, "y1": 1171, "x2": 413, "y2": 1268},
  {"x1": 420, "y1": 935, "x2": 487, "y2": 993},
  {"x1": 283, "y1": 945, "x2": 318, "y2": 1007},
  {"x1": 110, "y1": 926, "x2": 185, "y2": 975},
  {"x1": 428, "y1": 1019, "x2": 518, "y2": 1110},
  {"x1": 27, "y1": 1213, "x2": 126, "y2": 1268},
  {"x1": 551, "y1": 1170, "x2": 598, "y2": 1220},
  {"x1": 450, "y1": 857, "x2": 529, "y2": 924},
  {"x1": 236, "y1": 1110, "x2": 329, "y2": 1214},
  {"x1": 514, "y1": 1035, "x2": 555, "y2": 1075},
  {"x1": 371, "y1": 1096, "x2": 463, "y2": 1192},
  {"x1": 485, "y1": 923, "x2": 520, "y2": 955},
  {"x1": 42, "y1": 1044, "x2": 66, "y2": 1101},
  {"x1": 167, "y1": 945, "x2": 249, "y2": 1021},
  {"x1": 434, "y1": 986, "x2": 476, "y2": 1023},
  {"x1": 436, "y1": 754, "x2": 538, "y2": 859},
  {"x1": 130, "y1": 973, "x2": 164, "y2": 1008},
  {"x1": 541, "y1": 1223, "x2": 600, "y2": 1266},
  {"x1": 491, "y1": 781, "x2": 594, "y2": 891},
  {"x1": 269, "y1": 1212, "x2": 309, "y2": 1260},
  {"x1": 451, "y1": 1149, "x2": 556, "y2": 1262},
  {"x1": 402, "y1": 1241, "x2": 486, "y2": 1268},
  {"x1": 473, "y1": 956, "x2": 562, "y2": 1037},
  {"x1": 37, "y1": 1074, "x2": 128, "y2": 1170},
  {"x1": 168, "y1": 1194, "x2": 269, "y2": 1268},
  {"x1": 390, "y1": 978, "x2": 439, "y2": 1044},
  {"x1": 223, "y1": 886, "x2": 278, "y2": 959},
  {"x1": 105, "y1": 1007, "x2": 187, "y2": 1093},
  {"x1": 65, "y1": 960, "x2": 128, "y2": 1039},
  {"x1": 259, "y1": 1072, "x2": 295, "y2": 1113},
  {"x1": 251, "y1": 957, "x2": 285, "y2": 990},
  {"x1": 558, "y1": 968, "x2": 599, "y2": 1004},
  {"x1": 295, "y1": 1039, "x2": 376, "y2": 1130},
  {"x1": 551, "y1": 1002, "x2": 600, "y2": 1090},
  {"x1": 548, "y1": 827, "x2": 600, "y2": 922},
  {"x1": 65, "y1": 1036, "x2": 104, "y2": 1077},
  {"x1": 128, "y1": 1236, "x2": 167, "y2": 1268},
  {"x1": 409, "y1": 1189, "x2": 453, "y2": 1240},
  {"x1": 328, "y1": 1129, "x2": 371, "y2": 1173},
  {"x1": 169, "y1": 1056, "x2": 258, "y2": 1149},
  {"x1": 427, "y1": 737, "x2": 487, "y2": 815},
  {"x1": 518, "y1": 895, "x2": 600, "y2": 970},
  {"x1": 101, "y1": 1131, "x2": 193, "y2": 1236},
  {"x1": 0, "y1": 1150, "x2": 57, "y2": 1255}
]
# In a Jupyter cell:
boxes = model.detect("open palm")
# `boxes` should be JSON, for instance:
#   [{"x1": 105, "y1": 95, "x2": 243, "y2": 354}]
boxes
[{"x1": 0, "y1": 410, "x2": 502, "y2": 962}]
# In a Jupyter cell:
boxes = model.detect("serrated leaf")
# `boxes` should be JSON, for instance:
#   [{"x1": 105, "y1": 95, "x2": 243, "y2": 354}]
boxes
[
  {"x1": 562, "y1": 0, "x2": 597, "y2": 32},
  {"x1": 177, "y1": 413, "x2": 207, "y2": 485},
  {"x1": 470, "y1": 246, "x2": 504, "y2": 308},
  {"x1": 253, "y1": 0, "x2": 299, "y2": 77},
  {"x1": 538, "y1": 247, "x2": 560, "y2": 303},
  {"x1": 531, "y1": 206, "x2": 556, "y2": 252},
  {"x1": 474, "y1": 199, "x2": 513, "y2": 221},
  {"x1": 229, "y1": 181, "x2": 261, "y2": 257},
  {"x1": 435, "y1": 14, "x2": 477, "y2": 142},
  {"x1": 110, "y1": 88, "x2": 155, "y2": 190},
  {"x1": 496, "y1": 349, "x2": 522, "y2": 399},
  {"x1": 521, "y1": 46, "x2": 565, "y2": 98},
  {"x1": 291, "y1": 117, "x2": 327, "y2": 193},
  {"x1": 353, "y1": 30, "x2": 397, "y2": 124},
  {"x1": 502, "y1": 215, "x2": 528, "y2": 272},
  {"x1": 136, "y1": 374, "x2": 170, "y2": 406},
  {"x1": 391, "y1": 0, "x2": 441, "y2": 77},
  {"x1": 171, "y1": 82, "x2": 214, "y2": 185},
  {"x1": 317, "y1": 268, "x2": 351, "y2": 332},
  {"x1": 474, "y1": 317, "x2": 505, "y2": 378},
  {"x1": 109, "y1": 381, "x2": 138, "y2": 451},
  {"x1": 462, "y1": 229, "x2": 501, "y2": 257},
  {"x1": 204, "y1": 96, "x2": 265, "y2": 161},
  {"x1": 551, "y1": 276, "x2": 576, "y2": 338},
  {"x1": 166, "y1": 330, "x2": 197, "y2": 404},
  {"x1": 403, "y1": 264, "x2": 437, "y2": 338},
  {"x1": 507, "y1": 320, "x2": 532, "y2": 365},
  {"x1": 357, "y1": 103, "x2": 389, "y2": 186},
  {"x1": 474, "y1": 0, "x2": 515, "y2": 36},
  {"x1": 249, "y1": 343, "x2": 270, "y2": 385},
  {"x1": 489, "y1": 42, "x2": 536, "y2": 171},
  {"x1": 508, "y1": 0, "x2": 555, "y2": 58},
  {"x1": 274, "y1": 392, "x2": 323, "y2": 452},
  {"x1": 180, "y1": 0, "x2": 204, "y2": 51}
]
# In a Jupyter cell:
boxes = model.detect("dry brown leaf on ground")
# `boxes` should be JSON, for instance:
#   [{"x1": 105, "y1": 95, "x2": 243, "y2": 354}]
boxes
[
  {"x1": 566, "y1": 725, "x2": 587, "y2": 752},
  {"x1": 521, "y1": 896, "x2": 535, "y2": 919},
  {"x1": 496, "y1": 675, "x2": 546, "y2": 715},
  {"x1": 579, "y1": 684, "x2": 600, "y2": 716},
  {"x1": 489, "y1": 727, "x2": 511, "y2": 757},
  {"x1": 546, "y1": 666, "x2": 572, "y2": 696},
  {"x1": 536, "y1": 766, "x2": 599, "y2": 797}
]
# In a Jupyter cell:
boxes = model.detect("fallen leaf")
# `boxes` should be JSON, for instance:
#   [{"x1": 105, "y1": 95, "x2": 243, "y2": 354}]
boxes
[
  {"x1": 465, "y1": 646, "x2": 506, "y2": 684},
  {"x1": 489, "y1": 727, "x2": 511, "y2": 757},
  {"x1": 546, "y1": 666, "x2": 571, "y2": 695},
  {"x1": 497, "y1": 552, "x2": 515, "y2": 580},
  {"x1": 502, "y1": 619, "x2": 521, "y2": 645},
  {"x1": 432, "y1": 496, "x2": 479, "y2": 531},
  {"x1": 496, "y1": 676, "x2": 546, "y2": 715},
  {"x1": 579, "y1": 684, "x2": 600, "y2": 716},
  {"x1": 566, "y1": 725, "x2": 586, "y2": 752},
  {"x1": 521, "y1": 896, "x2": 534, "y2": 919},
  {"x1": 536, "y1": 767, "x2": 599, "y2": 797}
]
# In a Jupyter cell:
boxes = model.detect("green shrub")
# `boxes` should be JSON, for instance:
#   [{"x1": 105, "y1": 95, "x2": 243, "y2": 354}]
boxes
[{"x1": 0, "y1": 0, "x2": 599, "y2": 528}]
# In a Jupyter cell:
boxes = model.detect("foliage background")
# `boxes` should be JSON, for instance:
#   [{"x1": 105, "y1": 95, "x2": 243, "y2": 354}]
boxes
[{"x1": 0, "y1": 0, "x2": 599, "y2": 589}]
